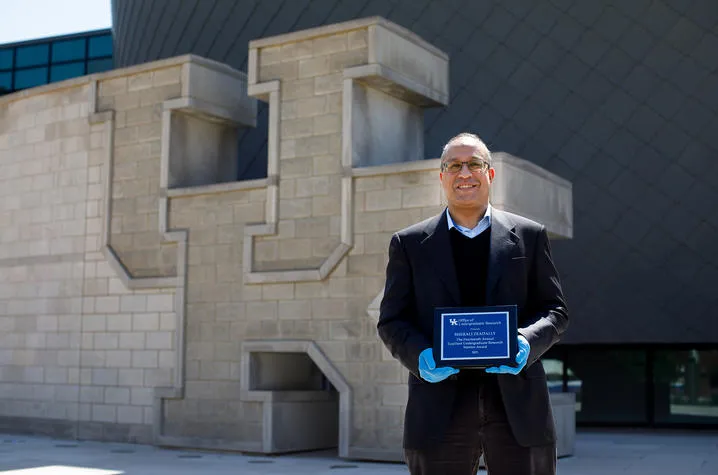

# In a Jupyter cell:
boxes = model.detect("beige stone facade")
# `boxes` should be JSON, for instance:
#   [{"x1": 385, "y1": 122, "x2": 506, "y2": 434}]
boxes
[
  {"x1": 0, "y1": 18, "x2": 572, "y2": 460},
  {"x1": 0, "y1": 60, "x2": 183, "y2": 442}
]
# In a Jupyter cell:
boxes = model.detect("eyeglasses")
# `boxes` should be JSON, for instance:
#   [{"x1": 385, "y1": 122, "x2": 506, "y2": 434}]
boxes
[{"x1": 440, "y1": 159, "x2": 490, "y2": 174}]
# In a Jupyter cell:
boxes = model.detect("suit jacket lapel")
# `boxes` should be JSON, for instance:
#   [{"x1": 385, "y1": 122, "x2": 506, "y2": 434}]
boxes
[
  {"x1": 421, "y1": 211, "x2": 461, "y2": 305},
  {"x1": 486, "y1": 210, "x2": 519, "y2": 303}
]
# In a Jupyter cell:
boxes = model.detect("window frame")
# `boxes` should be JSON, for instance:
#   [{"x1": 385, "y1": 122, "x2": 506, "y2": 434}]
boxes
[{"x1": 0, "y1": 30, "x2": 112, "y2": 95}]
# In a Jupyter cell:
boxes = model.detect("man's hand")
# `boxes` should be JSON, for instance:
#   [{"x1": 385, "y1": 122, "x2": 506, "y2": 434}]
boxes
[
  {"x1": 418, "y1": 348, "x2": 459, "y2": 383},
  {"x1": 485, "y1": 335, "x2": 530, "y2": 375}
]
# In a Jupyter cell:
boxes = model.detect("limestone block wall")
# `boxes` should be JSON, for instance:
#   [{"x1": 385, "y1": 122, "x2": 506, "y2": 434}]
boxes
[
  {"x1": 0, "y1": 85, "x2": 93, "y2": 430},
  {"x1": 349, "y1": 164, "x2": 442, "y2": 454},
  {"x1": 98, "y1": 68, "x2": 181, "y2": 279},
  {"x1": 252, "y1": 26, "x2": 365, "y2": 274},
  {"x1": 161, "y1": 189, "x2": 267, "y2": 443},
  {"x1": 0, "y1": 56, "x2": 253, "y2": 443}
]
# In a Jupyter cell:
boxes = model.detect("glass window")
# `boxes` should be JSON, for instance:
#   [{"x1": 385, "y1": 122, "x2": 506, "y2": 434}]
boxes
[
  {"x1": 88, "y1": 35, "x2": 112, "y2": 58},
  {"x1": 0, "y1": 49, "x2": 13, "y2": 69},
  {"x1": 50, "y1": 62, "x2": 85, "y2": 82},
  {"x1": 14, "y1": 67, "x2": 48, "y2": 89},
  {"x1": 541, "y1": 358, "x2": 565, "y2": 393},
  {"x1": 16, "y1": 44, "x2": 49, "y2": 67},
  {"x1": 52, "y1": 38, "x2": 86, "y2": 62},
  {"x1": 654, "y1": 349, "x2": 718, "y2": 425},
  {"x1": 0, "y1": 72, "x2": 11, "y2": 92},
  {"x1": 566, "y1": 349, "x2": 648, "y2": 424},
  {"x1": 542, "y1": 348, "x2": 582, "y2": 397}
]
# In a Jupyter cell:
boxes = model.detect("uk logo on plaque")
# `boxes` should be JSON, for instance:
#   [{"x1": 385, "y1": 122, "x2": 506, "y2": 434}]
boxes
[{"x1": 433, "y1": 305, "x2": 518, "y2": 368}]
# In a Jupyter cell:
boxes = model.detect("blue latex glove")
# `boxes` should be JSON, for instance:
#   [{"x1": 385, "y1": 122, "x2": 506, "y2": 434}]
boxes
[
  {"x1": 418, "y1": 348, "x2": 459, "y2": 383},
  {"x1": 485, "y1": 335, "x2": 530, "y2": 375}
]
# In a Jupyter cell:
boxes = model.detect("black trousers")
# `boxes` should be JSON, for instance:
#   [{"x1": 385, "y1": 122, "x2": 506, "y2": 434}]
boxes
[{"x1": 404, "y1": 376, "x2": 556, "y2": 475}]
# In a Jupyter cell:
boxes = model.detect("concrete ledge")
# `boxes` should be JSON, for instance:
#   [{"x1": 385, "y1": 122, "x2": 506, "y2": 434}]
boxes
[
  {"x1": 0, "y1": 54, "x2": 243, "y2": 106},
  {"x1": 491, "y1": 152, "x2": 574, "y2": 239},
  {"x1": 100, "y1": 247, "x2": 178, "y2": 290},
  {"x1": 247, "y1": 80, "x2": 280, "y2": 101},
  {"x1": 248, "y1": 17, "x2": 447, "y2": 61},
  {"x1": 164, "y1": 178, "x2": 269, "y2": 199},
  {"x1": 240, "y1": 340, "x2": 352, "y2": 458},
  {"x1": 344, "y1": 63, "x2": 447, "y2": 107},
  {"x1": 244, "y1": 267, "x2": 322, "y2": 284},
  {"x1": 351, "y1": 158, "x2": 440, "y2": 177},
  {"x1": 163, "y1": 97, "x2": 250, "y2": 126},
  {"x1": 241, "y1": 390, "x2": 338, "y2": 403},
  {"x1": 181, "y1": 60, "x2": 256, "y2": 127},
  {"x1": 367, "y1": 23, "x2": 449, "y2": 105}
]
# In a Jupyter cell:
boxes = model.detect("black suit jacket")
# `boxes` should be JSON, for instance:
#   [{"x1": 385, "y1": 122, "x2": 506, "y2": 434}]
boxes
[{"x1": 377, "y1": 208, "x2": 569, "y2": 449}]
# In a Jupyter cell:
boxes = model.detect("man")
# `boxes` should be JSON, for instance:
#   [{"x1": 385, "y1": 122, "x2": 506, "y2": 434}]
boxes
[{"x1": 377, "y1": 133, "x2": 569, "y2": 475}]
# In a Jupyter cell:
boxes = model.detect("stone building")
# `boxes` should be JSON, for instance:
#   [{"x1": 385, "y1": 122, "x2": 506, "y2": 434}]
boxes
[{"x1": 0, "y1": 18, "x2": 573, "y2": 460}]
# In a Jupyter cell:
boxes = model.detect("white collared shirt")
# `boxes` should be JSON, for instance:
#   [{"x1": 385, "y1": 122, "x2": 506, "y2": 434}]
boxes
[{"x1": 446, "y1": 205, "x2": 492, "y2": 238}]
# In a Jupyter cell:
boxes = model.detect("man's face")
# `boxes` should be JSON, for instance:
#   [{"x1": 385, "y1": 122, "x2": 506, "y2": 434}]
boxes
[{"x1": 439, "y1": 140, "x2": 494, "y2": 211}]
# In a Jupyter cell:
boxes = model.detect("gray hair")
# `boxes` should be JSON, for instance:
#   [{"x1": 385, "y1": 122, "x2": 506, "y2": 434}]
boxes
[{"x1": 439, "y1": 132, "x2": 492, "y2": 164}]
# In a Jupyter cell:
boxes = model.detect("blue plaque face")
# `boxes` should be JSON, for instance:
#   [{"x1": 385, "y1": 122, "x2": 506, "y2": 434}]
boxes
[{"x1": 433, "y1": 305, "x2": 518, "y2": 368}]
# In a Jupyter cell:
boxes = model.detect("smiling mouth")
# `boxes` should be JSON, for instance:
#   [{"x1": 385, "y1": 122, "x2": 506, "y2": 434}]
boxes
[{"x1": 456, "y1": 184, "x2": 477, "y2": 190}]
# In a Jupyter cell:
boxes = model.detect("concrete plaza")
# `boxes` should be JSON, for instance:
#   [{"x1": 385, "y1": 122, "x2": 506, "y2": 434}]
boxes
[{"x1": 0, "y1": 430, "x2": 716, "y2": 474}]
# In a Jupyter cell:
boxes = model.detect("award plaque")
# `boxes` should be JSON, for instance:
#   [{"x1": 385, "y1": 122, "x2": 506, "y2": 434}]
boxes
[{"x1": 433, "y1": 305, "x2": 518, "y2": 368}]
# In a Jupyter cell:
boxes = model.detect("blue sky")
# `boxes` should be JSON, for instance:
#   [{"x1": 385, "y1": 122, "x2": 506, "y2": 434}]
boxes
[{"x1": 0, "y1": 0, "x2": 112, "y2": 44}]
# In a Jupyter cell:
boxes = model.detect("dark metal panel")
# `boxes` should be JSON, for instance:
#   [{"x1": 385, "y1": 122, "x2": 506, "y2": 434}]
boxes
[
  {"x1": 252, "y1": 0, "x2": 312, "y2": 44},
  {"x1": 157, "y1": 0, "x2": 200, "y2": 60},
  {"x1": 119, "y1": 0, "x2": 144, "y2": 67},
  {"x1": 190, "y1": 0, "x2": 242, "y2": 58},
  {"x1": 222, "y1": 0, "x2": 285, "y2": 66},
  {"x1": 144, "y1": 0, "x2": 179, "y2": 61},
  {"x1": 206, "y1": 0, "x2": 260, "y2": 62},
  {"x1": 125, "y1": 1, "x2": 153, "y2": 64},
  {"x1": 135, "y1": 0, "x2": 172, "y2": 63},
  {"x1": 173, "y1": 0, "x2": 218, "y2": 57},
  {"x1": 110, "y1": 0, "x2": 124, "y2": 59}
]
